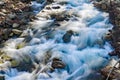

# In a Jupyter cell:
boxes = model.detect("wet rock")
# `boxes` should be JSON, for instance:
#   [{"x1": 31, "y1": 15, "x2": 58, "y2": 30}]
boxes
[
  {"x1": 37, "y1": 4, "x2": 66, "y2": 19},
  {"x1": 0, "y1": 59, "x2": 4, "y2": 64},
  {"x1": 10, "y1": 59, "x2": 20, "y2": 68},
  {"x1": 17, "y1": 56, "x2": 35, "y2": 72},
  {"x1": 0, "y1": 75, "x2": 5, "y2": 80},
  {"x1": 104, "y1": 30, "x2": 113, "y2": 41},
  {"x1": 1, "y1": 54, "x2": 11, "y2": 61},
  {"x1": 0, "y1": 53, "x2": 19, "y2": 67},
  {"x1": 109, "y1": 47, "x2": 120, "y2": 57},
  {"x1": 52, "y1": 6, "x2": 60, "y2": 9},
  {"x1": 16, "y1": 42, "x2": 26, "y2": 49},
  {"x1": 52, "y1": 58, "x2": 66, "y2": 69},
  {"x1": 62, "y1": 30, "x2": 74, "y2": 43}
]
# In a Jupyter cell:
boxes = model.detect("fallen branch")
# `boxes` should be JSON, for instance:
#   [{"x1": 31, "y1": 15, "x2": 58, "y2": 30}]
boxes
[{"x1": 106, "y1": 59, "x2": 120, "y2": 80}]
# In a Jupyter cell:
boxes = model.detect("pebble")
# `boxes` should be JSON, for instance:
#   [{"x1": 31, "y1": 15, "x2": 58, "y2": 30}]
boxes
[{"x1": 12, "y1": 23, "x2": 20, "y2": 28}]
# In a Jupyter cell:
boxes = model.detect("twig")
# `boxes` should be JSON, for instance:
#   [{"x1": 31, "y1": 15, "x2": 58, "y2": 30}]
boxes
[{"x1": 106, "y1": 59, "x2": 120, "y2": 80}]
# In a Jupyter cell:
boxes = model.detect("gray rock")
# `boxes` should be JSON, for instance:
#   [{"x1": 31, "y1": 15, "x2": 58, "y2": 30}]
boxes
[{"x1": 8, "y1": 13, "x2": 16, "y2": 19}]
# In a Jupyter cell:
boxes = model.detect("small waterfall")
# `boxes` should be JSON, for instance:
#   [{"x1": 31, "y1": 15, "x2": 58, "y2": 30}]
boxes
[{"x1": 0, "y1": 0, "x2": 113, "y2": 80}]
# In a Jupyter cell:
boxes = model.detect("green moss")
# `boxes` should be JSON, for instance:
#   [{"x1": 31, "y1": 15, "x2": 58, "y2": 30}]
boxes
[{"x1": 16, "y1": 42, "x2": 26, "y2": 49}]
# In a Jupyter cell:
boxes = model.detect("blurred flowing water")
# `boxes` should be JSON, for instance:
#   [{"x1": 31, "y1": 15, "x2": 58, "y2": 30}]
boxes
[{"x1": 1, "y1": 0, "x2": 113, "y2": 80}]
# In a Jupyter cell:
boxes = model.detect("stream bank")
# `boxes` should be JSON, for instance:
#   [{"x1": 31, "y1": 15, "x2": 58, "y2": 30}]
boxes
[{"x1": 94, "y1": 0, "x2": 120, "y2": 79}]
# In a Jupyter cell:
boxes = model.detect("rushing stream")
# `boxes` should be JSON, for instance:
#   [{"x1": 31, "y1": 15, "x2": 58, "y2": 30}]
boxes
[{"x1": 0, "y1": 0, "x2": 113, "y2": 80}]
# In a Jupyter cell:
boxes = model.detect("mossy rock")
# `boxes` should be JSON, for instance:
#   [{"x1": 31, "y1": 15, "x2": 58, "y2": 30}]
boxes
[
  {"x1": 0, "y1": 60, "x2": 4, "y2": 64},
  {"x1": 10, "y1": 59, "x2": 20, "y2": 67},
  {"x1": 1, "y1": 54, "x2": 11, "y2": 61},
  {"x1": 0, "y1": 51, "x2": 4, "y2": 56},
  {"x1": 23, "y1": 55, "x2": 31, "y2": 64},
  {"x1": 16, "y1": 42, "x2": 26, "y2": 49}
]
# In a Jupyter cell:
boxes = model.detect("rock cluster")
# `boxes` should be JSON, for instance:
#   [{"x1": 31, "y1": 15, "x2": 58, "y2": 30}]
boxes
[
  {"x1": 93, "y1": 0, "x2": 120, "y2": 79},
  {"x1": 0, "y1": 0, "x2": 35, "y2": 44}
]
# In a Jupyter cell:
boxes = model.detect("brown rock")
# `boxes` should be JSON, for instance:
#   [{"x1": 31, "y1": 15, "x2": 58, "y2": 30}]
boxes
[
  {"x1": 101, "y1": 3, "x2": 108, "y2": 10},
  {"x1": 52, "y1": 58, "x2": 66, "y2": 69}
]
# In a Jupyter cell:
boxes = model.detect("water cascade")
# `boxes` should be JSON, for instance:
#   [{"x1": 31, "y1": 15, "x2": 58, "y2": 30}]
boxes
[{"x1": 0, "y1": 0, "x2": 113, "y2": 80}]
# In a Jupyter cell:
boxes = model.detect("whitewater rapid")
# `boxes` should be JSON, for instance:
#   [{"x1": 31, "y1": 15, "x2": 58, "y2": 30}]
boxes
[{"x1": 1, "y1": 0, "x2": 113, "y2": 80}]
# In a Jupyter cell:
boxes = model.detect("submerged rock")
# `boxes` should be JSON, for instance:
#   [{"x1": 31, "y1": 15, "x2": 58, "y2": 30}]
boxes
[
  {"x1": 62, "y1": 30, "x2": 74, "y2": 43},
  {"x1": 16, "y1": 42, "x2": 26, "y2": 49},
  {"x1": 0, "y1": 75, "x2": 5, "y2": 80},
  {"x1": 10, "y1": 59, "x2": 20, "y2": 68}
]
